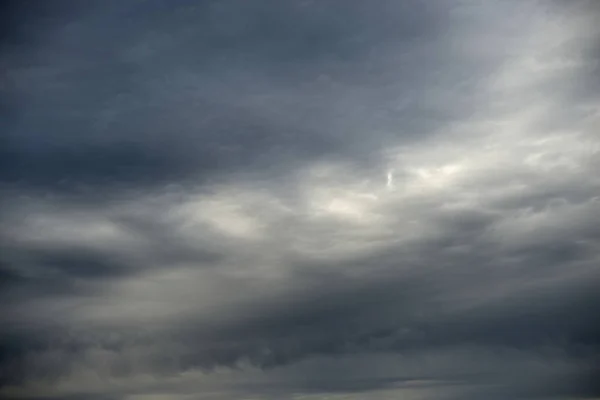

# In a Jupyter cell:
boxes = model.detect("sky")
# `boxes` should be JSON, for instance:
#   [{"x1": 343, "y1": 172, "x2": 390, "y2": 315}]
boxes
[{"x1": 1, "y1": 1, "x2": 599, "y2": 399}]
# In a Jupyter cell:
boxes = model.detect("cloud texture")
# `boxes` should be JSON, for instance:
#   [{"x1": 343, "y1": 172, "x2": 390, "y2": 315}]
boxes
[{"x1": 1, "y1": 1, "x2": 599, "y2": 399}]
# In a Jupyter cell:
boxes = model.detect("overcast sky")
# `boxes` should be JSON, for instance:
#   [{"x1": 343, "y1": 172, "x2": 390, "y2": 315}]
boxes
[{"x1": 1, "y1": 1, "x2": 599, "y2": 399}]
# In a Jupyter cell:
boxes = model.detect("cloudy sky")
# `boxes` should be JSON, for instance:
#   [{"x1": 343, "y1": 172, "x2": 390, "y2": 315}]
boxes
[{"x1": 1, "y1": 1, "x2": 599, "y2": 399}]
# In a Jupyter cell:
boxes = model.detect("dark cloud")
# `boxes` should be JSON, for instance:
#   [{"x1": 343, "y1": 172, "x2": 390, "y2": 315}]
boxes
[
  {"x1": 0, "y1": 0, "x2": 466, "y2": 195},
  {"x1": 1, "y1": 1, "x2": 599, "y2": 399}
]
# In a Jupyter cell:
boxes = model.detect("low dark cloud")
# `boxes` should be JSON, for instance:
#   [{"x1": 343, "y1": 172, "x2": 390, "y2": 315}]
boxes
[{"x1": 1, "y1": 1, "x2": 599, "y2": 399}]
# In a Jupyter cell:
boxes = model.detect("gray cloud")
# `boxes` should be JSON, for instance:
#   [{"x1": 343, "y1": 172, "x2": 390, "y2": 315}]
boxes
[
  {"x1": 1, "y1": 1, "x2": 599, "y2": 399},
  {"x1": 2, "y1": 0, "x2": 443, "y2": 190}
]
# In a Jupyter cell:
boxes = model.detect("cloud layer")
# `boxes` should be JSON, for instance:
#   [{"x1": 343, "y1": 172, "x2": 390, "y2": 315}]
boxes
[{"x1": 1, "y1": 1, "x2": 599, "y2": 399}]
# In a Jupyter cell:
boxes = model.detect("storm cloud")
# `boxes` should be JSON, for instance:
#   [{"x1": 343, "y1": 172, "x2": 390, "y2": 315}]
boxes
[{"x1": 1, "y1": 1, "x2": 599, "y2": 399}]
